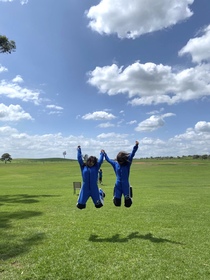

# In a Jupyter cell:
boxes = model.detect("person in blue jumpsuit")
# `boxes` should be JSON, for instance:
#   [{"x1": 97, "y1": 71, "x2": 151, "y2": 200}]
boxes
[
  {"x1": 76, "y1": 146, "x2": 105, "y2": 210},
  {"x1": 103, "y1": 141, "x2": 139, "y2": 207}
]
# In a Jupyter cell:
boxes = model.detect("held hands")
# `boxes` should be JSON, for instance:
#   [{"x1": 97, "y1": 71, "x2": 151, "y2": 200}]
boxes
[{"x1": 135, "y1": 141, "x2": 139, "y2": 145}]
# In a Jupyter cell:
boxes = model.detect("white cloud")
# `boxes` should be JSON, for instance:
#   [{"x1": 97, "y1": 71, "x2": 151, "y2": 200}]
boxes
[
  {"x1": 0, "y1": 121, "x2": 209, "y2": 159},
  {"x1": 86, "y1": 0, "x2": 193, "y2": 39},
  {"x1": 135, "y1": 115, "x2": 164, "y2": 132},
  {"x1": 82, "y1": 111, "x2": 116, "y2": 121},
  {"x1": 179, "y1": 25, "x2": 210, "y2": 63},
  {"x1": 195, "y1": 121, "x2": 210, "y2": 132},
  {"x1": 46, "y1": 105, "x2": 63, "y2": 110},
  {"x1": 126, "y1": 120, "x2": 137, "y2": 125},
  {"x1": 0, "y1": 79, "x2": 41, "y2": 104},
  {"x1": 88, "y1": 62, "x2": 210, "y2": 105},
  {"x1": 0, "y1": 103, "x2": 33, "y2": 121},
  {"x1": 0, "y1": 0, "x2": 28, "y2": 4},
  {"x1": 0, "y1": 65, "x2": 8, "y2": 73},
  {"x1": 147, "y1": 108, "x2": 164, "y2": 115},
  {"x1": 12, "y1": 75, "x2": 24, "y2": 84},
  {"x1": 135, "y1": 113, "x2": 175, "y2": 132},
  {"x1": 97, "y1": 122, "x2": 115, "y2": 128},
  {"x1": 20, "y1": 0, "x2": 28, "y2": 4},
  {"x1": 97, "y1": 132, "x2": 128, "y2": 139}
]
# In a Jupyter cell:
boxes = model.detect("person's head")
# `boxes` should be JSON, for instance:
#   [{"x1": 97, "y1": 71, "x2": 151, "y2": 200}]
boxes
[
  {"x1": 116, "y1": 151, "x2": 130, "y2": 165},
  {"x1": 86, "y1": 156, "x2": 97, "y2": 167}
]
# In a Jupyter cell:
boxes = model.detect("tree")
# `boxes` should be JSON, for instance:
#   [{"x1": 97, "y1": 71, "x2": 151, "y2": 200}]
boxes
[
  {"x1": 1, "y1": 153, "x2": 12, "y2": 163},
  {"x1": 0, "y1": 35, "x2": 16, "y2": 54},
  {"x1": 63, "y1": 151, "x2": 67, "y2": 158}
]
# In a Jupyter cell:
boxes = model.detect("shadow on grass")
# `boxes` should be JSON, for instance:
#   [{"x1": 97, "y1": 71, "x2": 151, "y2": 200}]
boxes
[
  {"x1": 0, "y1": 210, "x2": 45, "y2": 260},
  {"x1": 89, "y1": 232, "x2": 184, "y2": 245},
  {"x1": 0, "y1": 194, "x2": 60, "y2": 205},
  {"x1": 0, "y1": 210, "x2": 43, "y2": 229},
  {"x1": 0, "y1": 232, "x2": 46, "y2": 260}
]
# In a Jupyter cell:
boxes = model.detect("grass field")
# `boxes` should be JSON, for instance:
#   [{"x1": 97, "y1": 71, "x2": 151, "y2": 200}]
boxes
[{"x1": 0, "y1": 158, "x2": 210, "y2": 280}]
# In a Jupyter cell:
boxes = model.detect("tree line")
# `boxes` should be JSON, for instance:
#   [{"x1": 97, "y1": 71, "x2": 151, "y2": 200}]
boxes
[{"x1": 141, "y1": 155, "x2": 210, "y2": 160}]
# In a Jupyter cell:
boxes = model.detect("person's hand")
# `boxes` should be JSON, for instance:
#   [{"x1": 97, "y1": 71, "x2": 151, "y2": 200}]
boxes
[
  {"x1": 77, "y1": 145, "x2": 81, "y2": 149},
  {"x1": 101, "y1": 149, "x2": 105, "y2": 154},
  {"x1": 135, "y1": 141, "x2": 139, "y2": 145}
]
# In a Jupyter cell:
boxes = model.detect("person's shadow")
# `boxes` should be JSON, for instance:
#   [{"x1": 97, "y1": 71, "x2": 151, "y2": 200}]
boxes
[{"x1": 89, "y1": 232, "x2": 184, "y2": 245}]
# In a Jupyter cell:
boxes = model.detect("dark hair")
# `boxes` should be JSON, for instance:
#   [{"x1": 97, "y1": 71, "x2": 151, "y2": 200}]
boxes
[
  {"x1": 116, "y1": 151, "x2": 130, "y2": 165},
  {"x1": 86, "y1": 156, "x2": 97, "y2": 167}
]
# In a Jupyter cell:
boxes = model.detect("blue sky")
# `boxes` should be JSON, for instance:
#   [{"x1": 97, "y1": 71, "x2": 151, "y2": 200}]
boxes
[{"x1": 0, "y1": 0, "x2": 210, "y2": 159}]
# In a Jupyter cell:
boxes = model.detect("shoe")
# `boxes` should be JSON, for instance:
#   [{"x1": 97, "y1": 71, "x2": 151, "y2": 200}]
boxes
[
  {"x1": 95, "y1": 200, "x2": 103, "y2": 208},
  {"x1": 124, "y1": 195, "x2": 132, "y2": 208},
  {"x1": 76, "y1": 203, "x2": 86, "y2": 209}
]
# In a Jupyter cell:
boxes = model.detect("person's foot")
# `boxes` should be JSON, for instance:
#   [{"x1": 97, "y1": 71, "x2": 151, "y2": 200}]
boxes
[
  {"x1": 76, "y1": 203, "x2": 86, "y2": 209},
  {"x1": 124, "y1": 195, "x2": 132, "y2": 207},
  {"x1": 95, "y1": 200, "x2": 103, "y2": 208}
]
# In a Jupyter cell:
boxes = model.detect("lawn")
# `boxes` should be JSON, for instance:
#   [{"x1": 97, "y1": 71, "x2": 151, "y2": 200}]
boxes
[{"x1": 0, "y1": 158, "x2": 210, "y2": 279}]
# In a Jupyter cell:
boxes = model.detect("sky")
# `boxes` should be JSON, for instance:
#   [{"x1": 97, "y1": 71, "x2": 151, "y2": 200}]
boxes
[{"x1": 0, "y1": 0, "x2": 210, "y2": 159}]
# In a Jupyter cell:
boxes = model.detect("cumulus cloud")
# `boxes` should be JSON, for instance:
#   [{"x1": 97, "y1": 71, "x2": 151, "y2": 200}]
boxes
[
  {"x1": 12, "y1": 75, "x2": 24, "y2": 83},
  {"x1": 0, "y1": 65, "x2": 8, "y2": 73},
  {"x1": 82, "y1": 111, "x2": 116, "y2": 121},
  {"x1": 0, "y1": 126, "x2": 130, "y2": 159},
  {"x1": 97, "y1": 122, "x2": 115, "y2": 128},
  {"x1": 88, "y1": 62, "x2": 210, "y2": 105},
  {"x1": 97, "y1": 132, "x2": 128, "y2": 139},
  {"x1": 195, "y1": 121, "x2": 210, "y2": 132},
  {"x1": 0, "y1": 0, "x2": 28, "y2": 4},
  {"x1": 0, "y1": 78, "x2": 41, "y2": 104},
  {"x1": 0, "y1": 103, "x2": 33, "y2": 121},
  {"x1": 179, "y1": 25, "x2": 210, "y2": 63},
  {"x1": 0, "y1": 120, "x2": 209, "y2": 159},
  {"x1": 135, "y1": 113, "x2": 175, "y2": 132},
  {"x1": 86, "y1": 0, "x2": 193, "y2": 39}
]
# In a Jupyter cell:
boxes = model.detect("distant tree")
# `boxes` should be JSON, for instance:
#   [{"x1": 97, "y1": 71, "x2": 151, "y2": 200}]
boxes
[
  {"x1": 201, "y1": 154, "x2": 208, "y2": 160},
  {"x1": 193, "y1": 155, "x2": 200, "y2": 159},
  {"x1": 0, "y1": 35, "x2": 16, "y2": 54},
  {"x1": 63, "y1": 151, "x2": 67, "y2": 158},
  {"x1": 1, "y1": 153, "x2": 12, "y2": 163}
]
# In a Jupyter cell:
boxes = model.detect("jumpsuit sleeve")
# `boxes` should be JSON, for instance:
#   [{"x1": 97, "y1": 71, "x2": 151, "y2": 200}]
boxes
[
  {"x1": 128, "y1": 143, "x2": 139, "y2": 162},
  {"x1": 97, "y1": 151, "x2": 104, "y2": 168},
  {"x1": 77, "y1": 147, "x2": 84, "y2": 168},
  {"x1": 104, "y1": 153, "x2": 116, "y2": 169}
]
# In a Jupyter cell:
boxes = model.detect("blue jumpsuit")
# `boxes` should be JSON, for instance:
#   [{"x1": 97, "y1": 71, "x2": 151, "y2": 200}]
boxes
[
  {"x1": 77, "y1": 147, "x2": 104, "y2": 209},
  {"x1": 105, "y1": 143, "x2": 138, "y2": 207}
]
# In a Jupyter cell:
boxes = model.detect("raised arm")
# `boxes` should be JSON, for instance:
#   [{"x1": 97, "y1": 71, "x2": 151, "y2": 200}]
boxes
[
  {"x1": 77, "y1": 146, "x2": 84, "y2": 167},
  {"x1": 97, "y1": 150, "x2": 104, "y2": 167},
  {"x1": 128, "y1": 141, "x2": 139, "y2": 162}
]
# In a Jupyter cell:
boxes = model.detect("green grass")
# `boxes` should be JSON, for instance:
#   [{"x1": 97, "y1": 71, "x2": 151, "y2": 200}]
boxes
[{"x1": 0, "y1": 158, "x2": 210, "y2": 279}]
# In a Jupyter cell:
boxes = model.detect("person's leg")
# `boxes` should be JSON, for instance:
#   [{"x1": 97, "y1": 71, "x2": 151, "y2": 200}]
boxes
[
  {"x1": 122, "y1": 184, "x2": 132, "y2": 207},
  {"x1": 130, "y1": 186, "x2": 133, "y2": 198},
  {"x1": 91, "y1": 186, "x2": 104, "y2": 208},
  {"x1": 113, "y1": 185, "x2": 122, "y2": 207},
  {"x1": 76, "y1": 184, "x2": 89, "y2": 209},
  {"x1": 124, "y1": 195, "x2": 132, "y2": 207},
  {"x1": 99, "y1": 188, "x2": 105, "y2": 201}
]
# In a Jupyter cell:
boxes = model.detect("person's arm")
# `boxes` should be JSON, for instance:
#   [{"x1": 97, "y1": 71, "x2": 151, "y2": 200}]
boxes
[
  {"x1": 103, "y1": 151, "x2": 116, "y2": 169},
  {"x1": 97, "y1": 150, "x2": 104, "y2": 167},
  {"x1": 128, "y1": 141, "x2": 139, "y2": 162},
  {"x1": 77, "y1": 146, "x2": 84, "y2": 167}
]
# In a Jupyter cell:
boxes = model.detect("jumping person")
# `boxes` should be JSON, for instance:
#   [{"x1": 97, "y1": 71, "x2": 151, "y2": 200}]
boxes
[
  {"x1": 103, "y1": 141, "x2": 139, "y2": 208},
  {"x1": 76, "y1": 146, "x2": 105, "y2": 210}
]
